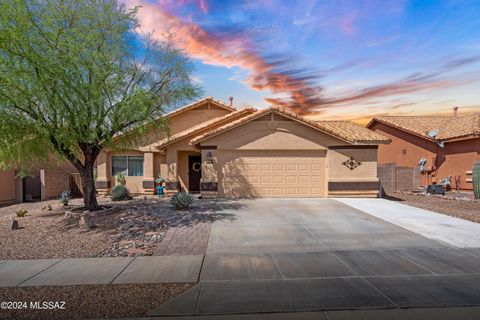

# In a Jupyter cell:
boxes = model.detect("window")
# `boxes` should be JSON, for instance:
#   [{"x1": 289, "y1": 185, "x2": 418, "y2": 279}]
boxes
[
  {"x1": 112, "y1": 156, "x2": 144, "y2": 176},
  {"x1": 402, "y1": 148, "x2": 407, "y2": 156}
]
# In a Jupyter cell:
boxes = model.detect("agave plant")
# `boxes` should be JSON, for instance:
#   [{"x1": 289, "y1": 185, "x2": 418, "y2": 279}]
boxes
[
  {"x1": 60, "y1": 190, "x2": 71, "y2": 206},
  {"x1": 110, "y1": 185, "x2": 132, "y2": 201},
  {"x1": 170, "y1": 192, "x2": 193, "y2": 210}
]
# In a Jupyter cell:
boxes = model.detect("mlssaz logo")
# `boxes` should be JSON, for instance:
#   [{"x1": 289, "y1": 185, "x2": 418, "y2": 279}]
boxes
[{"x1": 30, "y1": 301, "x2": 66, "y2": 310}]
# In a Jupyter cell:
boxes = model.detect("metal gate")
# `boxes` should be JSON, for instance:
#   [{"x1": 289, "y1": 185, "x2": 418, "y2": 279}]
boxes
[{"x1": 23, "y1": 176, "x2": 41, "y2": 201}]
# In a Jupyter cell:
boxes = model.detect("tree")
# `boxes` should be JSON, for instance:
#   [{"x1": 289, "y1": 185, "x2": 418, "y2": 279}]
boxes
[{"x1": 0, "y1": 0, "x2": 199, "y2": 211}]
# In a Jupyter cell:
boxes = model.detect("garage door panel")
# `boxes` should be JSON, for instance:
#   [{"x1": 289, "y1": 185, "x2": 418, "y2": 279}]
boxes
[{"x1": 219, "y1": 150, "x2": 326, "y2": 197}]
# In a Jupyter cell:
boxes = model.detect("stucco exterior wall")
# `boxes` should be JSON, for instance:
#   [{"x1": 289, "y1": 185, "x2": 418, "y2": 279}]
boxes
[
  {"x1": 40, "y1": 170, "x2": 71, "y2": 200},
  {"x1": 0, "y1": 170, "x2": 17, "y2": 204},
  {"x1": 371, "y1": 122, "x2": 479, "y2": 190},
  {"x1": 201, "y1": 120, "x2": 340, "y2": 150},
  {"x1": 168, "y1": 104, "x2": 231, "y2": 135},
  {"x1": 198, "y1": 118, "x2": 380, "y2": 198},
  {"x1": 328, "y1": 148, "x2": 378, "y2": 181}
]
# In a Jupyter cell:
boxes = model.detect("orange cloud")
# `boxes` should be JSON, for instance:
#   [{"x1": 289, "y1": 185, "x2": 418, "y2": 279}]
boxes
[{"x1": 125, "y1": 0, "x2": 323, "y2": 114}]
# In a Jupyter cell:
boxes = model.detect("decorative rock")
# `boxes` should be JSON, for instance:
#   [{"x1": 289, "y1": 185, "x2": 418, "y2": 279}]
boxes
[
  {"x1": 42, "y1": 204, "x2": 52, "y2": 211},
  {"x1": 79, "y1": 215, "x2": 93, "y2": 229},
  {"x1": 10, "y1": 219, "x2": 19, "y2": 230}
]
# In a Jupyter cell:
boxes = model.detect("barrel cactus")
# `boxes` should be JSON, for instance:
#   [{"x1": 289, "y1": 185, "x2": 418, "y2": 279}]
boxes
[
  {"x1": 473, "y1": 161, "x2": 480, "y2": 199},
  {"x1": 170, "y1": 192, "x2": 193, "y2": 210},
  {"x1": 110, "y1": 184, "x2": 132, "y2": 201}
]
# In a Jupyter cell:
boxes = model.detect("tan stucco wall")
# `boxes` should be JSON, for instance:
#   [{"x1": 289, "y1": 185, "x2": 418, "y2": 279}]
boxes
[
  {"x1": 328, "y1": 148, "x2": 378, "y2": 181},
  {"x1": 202, "y1": 120, "x2": 342, "y2": 150},
  {"x1": 0, "y1": 170, "x2": 17, "y2": 204},
  {"x1": 168, "y1": 104, "x2": 231, "y2": 135}
]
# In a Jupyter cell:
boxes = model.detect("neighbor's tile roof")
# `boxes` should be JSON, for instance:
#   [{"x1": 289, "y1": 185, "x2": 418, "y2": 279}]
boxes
[
  {"x1": 164, "y1": 96, "x2": 235, "y2": 118},
  {"x1": 191, "y1": 106, "x2": 391, "y2": 145},
  {"x1": 368, "y1": 113, "x2": 480, "y2": 141},
  {"x1": 156, "y1": 107, "x2": 257, "y2": 149}
]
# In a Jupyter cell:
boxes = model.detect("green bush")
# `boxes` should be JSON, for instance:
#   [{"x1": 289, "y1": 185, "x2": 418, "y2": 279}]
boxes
[
  {"x1": 170, "y1": 192, "x2": 193, "y2": 210},
  {"x1": 16, "y1": 209, "x2": 27, "y2": 217},
  {"x1": 110, "y1": 184, "x2": 132, "y2": 201}
]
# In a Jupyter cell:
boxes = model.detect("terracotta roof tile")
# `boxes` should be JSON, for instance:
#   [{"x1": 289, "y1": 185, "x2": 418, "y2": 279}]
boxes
[
  {"x1": 155, "y1": 107, "x2": 256, "y2": 149},
  {"x1": 191, "y1": 106, "x2": 390, "y2": 145},
  {"x1": 368, "y1": 113, "x2": 480, "y2": 141}
]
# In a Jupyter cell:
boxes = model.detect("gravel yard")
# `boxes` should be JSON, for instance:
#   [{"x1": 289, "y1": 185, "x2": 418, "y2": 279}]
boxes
[
  {"x1": 0, "y1": 283, "x2": 192, "y2": 319},
  {"x1": 388, "y1": 192, "x2": 480, "y2": 223},
  {"x1": 0, "y1": 196, "x2": 196, "y2": 259}
]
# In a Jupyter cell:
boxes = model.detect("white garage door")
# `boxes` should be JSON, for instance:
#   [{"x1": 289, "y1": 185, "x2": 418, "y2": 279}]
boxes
[{"x1": 218, "y1": 150, "x2": 326, "y2": 197}]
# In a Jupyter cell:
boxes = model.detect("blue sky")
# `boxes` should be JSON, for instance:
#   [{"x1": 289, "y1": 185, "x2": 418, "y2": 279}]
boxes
[{"x1": 125, "y1": 0, "x2": 480, "y2": 122}]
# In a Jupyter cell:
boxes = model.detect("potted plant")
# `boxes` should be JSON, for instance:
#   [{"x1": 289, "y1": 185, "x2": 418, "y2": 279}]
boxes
[
  {"x1": 155, "y1": 176, "x2": 165, "y2": 186},
  {"x1": 115, "y1": 172, "x2": 126, "y2": 185}
]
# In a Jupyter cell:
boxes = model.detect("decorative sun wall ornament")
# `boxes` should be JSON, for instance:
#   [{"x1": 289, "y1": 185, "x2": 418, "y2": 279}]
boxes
[{"x1": 343, "y1": 156, "x2": 361, "y2": 170}]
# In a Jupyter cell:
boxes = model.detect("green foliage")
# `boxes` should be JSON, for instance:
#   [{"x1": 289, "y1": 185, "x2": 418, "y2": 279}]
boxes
[
  {"x1": 115, "y1": 172, "x2": 126, "y2": 185},
  {"x1": 16, "y1": 209, "x2": 28, "y2": 218},
  {"x1": 170, "y1": 192, "x2": 193, "y2": 210},
  {"x1": 110, "y1": 184, "x2": 132, "y2": 201},
  {"x1": 0, "y1": 0, "x2": 200, "y2": 209},
  {"x1": 473, "y1": 161, "x2": 480, "y2": 200},
  {"x1": 60, "y1": 190, "x2": 71, "y2": 206}
]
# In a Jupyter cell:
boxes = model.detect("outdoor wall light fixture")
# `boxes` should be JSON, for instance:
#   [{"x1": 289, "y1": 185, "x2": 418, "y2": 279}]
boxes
[{"x1": 206, "y1": 151, "x2": 215, "y2": 164}]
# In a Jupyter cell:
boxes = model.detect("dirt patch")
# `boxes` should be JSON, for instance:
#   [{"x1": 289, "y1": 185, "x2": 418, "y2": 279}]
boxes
[
  {"x1": 387, "y1": 192, "x2": 480, "y2": 223},
  {"x1": 0, "y1": 197, "x2": 169, "y2": 259},
  {"x1": 0, "y1": 283, "x2": 192, "y2": 319}
]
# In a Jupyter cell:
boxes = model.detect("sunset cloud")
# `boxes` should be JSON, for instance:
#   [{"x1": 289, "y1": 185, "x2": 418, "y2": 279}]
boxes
[
  {"x1": 124, "y1": 0, "x2": 480, "y2": 119},
  {"x1": 125, "y1": 0, "x2": 324, "y2": 113}
]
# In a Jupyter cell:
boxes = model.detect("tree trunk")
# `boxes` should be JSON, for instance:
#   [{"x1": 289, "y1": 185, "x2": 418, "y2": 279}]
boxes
[{"x1": 80, "y1": 165, "x2": 99, "y2": 211}]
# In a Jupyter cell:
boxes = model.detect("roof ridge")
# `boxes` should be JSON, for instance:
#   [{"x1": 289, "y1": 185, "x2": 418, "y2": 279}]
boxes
[
  {"x1": 191, "y1": 107, "x2": 390, "y2": 146},
  {"x1": 155, "y1": 107, "x2": 256, "y2": 149}
]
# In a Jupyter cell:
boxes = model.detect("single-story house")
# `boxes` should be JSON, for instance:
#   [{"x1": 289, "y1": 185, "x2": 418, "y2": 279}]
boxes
[
  {"x1": 96, "y1": 97, "x2": 390, "y2": 198},
  {"x1": 367, "y1": 111, "x2": 480, "y2": 191}
]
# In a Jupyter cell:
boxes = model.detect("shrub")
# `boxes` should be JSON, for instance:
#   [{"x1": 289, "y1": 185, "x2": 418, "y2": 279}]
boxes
[
  {"x1": 115, "y1": 172, "x2": 126, "y2": 185},
  {"x1": 170, "y1": 192, "x2": 193, "y2": 210},
  {"x1": 60, "y1": 190, "x2": 71, "y2": 206},
  {"x1": 16, "y1": 209, "x2": 27, "y2": 218},
  {"x1": 110, "y1": 184, "x2": 132, "y2": 201}
]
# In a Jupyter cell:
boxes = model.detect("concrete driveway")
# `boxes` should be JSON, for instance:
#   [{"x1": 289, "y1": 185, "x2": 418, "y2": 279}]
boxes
[
  {"x1": 151, "y1": 198, "x2": 480, "y2": 318},
  {"x1": 207, "y1": 198, "x2": 445, "y2": 254}
]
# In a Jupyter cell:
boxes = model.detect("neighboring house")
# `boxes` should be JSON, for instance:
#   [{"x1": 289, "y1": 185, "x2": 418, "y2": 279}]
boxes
[
  {"x1": 96, "y1": 97, "x2": 390, "y2": 198},
  {"x1": 0, "y1": 157, "x2": 77, "y2": 205},
  {"x1": 367, "y1": 112, "x2": 480, "y2": 191}
]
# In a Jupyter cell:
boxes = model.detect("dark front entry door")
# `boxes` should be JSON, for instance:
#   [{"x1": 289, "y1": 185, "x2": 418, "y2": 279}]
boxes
[{"x1": 188, "y1": 155, "x2": 202, "y2": 192}]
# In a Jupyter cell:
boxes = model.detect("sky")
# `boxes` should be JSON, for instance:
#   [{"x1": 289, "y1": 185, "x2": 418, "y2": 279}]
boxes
[{"x1": 123, "y1": 0, "x2": 480, "y2": 123}]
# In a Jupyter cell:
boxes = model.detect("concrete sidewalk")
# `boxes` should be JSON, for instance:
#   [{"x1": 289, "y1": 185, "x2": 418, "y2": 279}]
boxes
[
  {"x1": 0, "y1": 255, "x2": 203, "y2": 287},
  {"x1": 335, "y1": 198, "x2": 480, "y2": 248}
]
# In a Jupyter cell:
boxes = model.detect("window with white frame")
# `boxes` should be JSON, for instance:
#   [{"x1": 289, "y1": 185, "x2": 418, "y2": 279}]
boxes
[{"x1": 112, "y1": 156, "x2": 144, "y2": 176}]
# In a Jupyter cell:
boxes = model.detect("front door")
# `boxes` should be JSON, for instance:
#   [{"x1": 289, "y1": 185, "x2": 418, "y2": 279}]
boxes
[{"x1": 188, "y1": 155, "x2": 202, "y2": 192}]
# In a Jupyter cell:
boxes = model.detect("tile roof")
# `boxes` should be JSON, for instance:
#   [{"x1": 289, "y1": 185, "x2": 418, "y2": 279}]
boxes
[
  {"x1": 155, "y1": 107, "x2": 256, "y2": 149},
  {"x1": 164, "y1": 97, "x2": 235, "y2": 118},
  {"x1": 368, "y1": 113, "x2": 480, "y2": 141},
  {"x1": 191, "y1": 106, "x2": 391, "y2": 146}
]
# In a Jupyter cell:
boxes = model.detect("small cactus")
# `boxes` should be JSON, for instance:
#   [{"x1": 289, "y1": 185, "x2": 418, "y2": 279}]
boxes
[
  {"x1": 473, "y1": 161, "x2": 480, "y2": 199},
  {"x1": 110, "y1": 184, "x2": 132, "y2": 201},
  {"x1": 170, "y1": 192, "x2": 193, "y2": 210}
]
